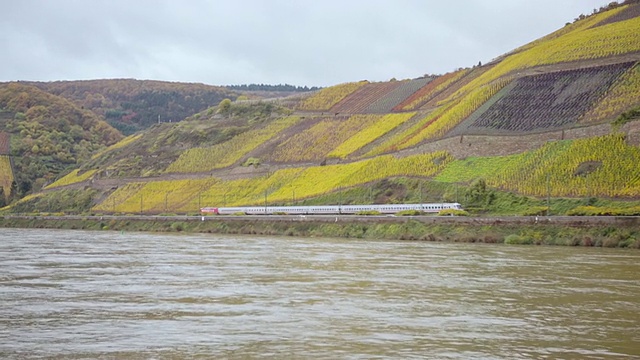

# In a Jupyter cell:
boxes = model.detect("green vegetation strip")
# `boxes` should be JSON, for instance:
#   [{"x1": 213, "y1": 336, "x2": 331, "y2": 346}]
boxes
[{"x1": 0, "y1": 217, "x2": 638, "y2": 248}]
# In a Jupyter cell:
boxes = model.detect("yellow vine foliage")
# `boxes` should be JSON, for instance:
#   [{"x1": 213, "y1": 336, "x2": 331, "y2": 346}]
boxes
[
  {"x1": 0, "y1": 155, "x2": 14, "y2": 196},
  {"x1": 580, "y1": 64, "x2": 640, "y2": 123},
  {"x1": 398, "y1": 69, "x2": 470, "y2": 111},
  {"x1": 46, "y1": 169, "x2": 97, "y2": 189},
  {"x1": 270, "y1": 115, "x2": 381, "y2": 162},
  {"x1": 199, "y1": 168, "x2": 307, "y2": 208},
  {"x1": 91, "y1": 134, "x2": 142, "y2": 160},
  {"x1": 367, "y1": 78, "x2": 511, "y2": 156},
  {"x1": 269, "y1": 152, "x2": 452, "y2": 203},
  {"x1": 94, "y1": 152, "x2": 452, "y2": 212},
  {"x1": 93, "y1": 179, "x2": 220, "y2": 213},
  {"x1": 437, "y1": 134, "x2": 640, "y2": 198},
  {"x1": 166, "y1": 116, "x2": 300, "y2": 173},
  {"x1": 328, "y1": 113, "x2": 416, "y2": 159},
  {"x1": 506, "y1": 7, "x2": 624, "y2": 56},
  {"x1": 1, "y1": 193, "x2": 42, "y2": 211},
  {"x1": 92, "y1": 182, "x2": 146, "y2": 213},
  {"x1": 297, "y1": 81, "x2": 368, "y2": 111},
  {"x1": 443, "y1": 7, "x2": 637, "y2": 104},
  {"x1": 494, "y1": 134, "x2": 640, "y2": 198}
]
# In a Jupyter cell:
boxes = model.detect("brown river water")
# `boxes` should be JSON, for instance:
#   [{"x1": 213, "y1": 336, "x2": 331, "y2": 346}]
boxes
[{"x1": 1, "y1": 228, "x2": 639, "y2": 359}]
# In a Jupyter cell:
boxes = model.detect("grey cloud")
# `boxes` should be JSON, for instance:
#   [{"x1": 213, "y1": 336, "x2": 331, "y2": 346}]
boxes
[{"x1": 0, "y1": 0, "x2": 610, "y2": 86}]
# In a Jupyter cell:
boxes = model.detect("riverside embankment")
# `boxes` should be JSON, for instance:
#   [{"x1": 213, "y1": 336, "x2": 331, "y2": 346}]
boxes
[{"x1": 1, "y1": 215, "x2": 639, "y2": 247}]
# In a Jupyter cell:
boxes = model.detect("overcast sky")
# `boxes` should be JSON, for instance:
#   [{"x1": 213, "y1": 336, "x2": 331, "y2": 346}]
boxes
[{"x1": 1, "y1": 0, "x2": 611, "y2": 87}]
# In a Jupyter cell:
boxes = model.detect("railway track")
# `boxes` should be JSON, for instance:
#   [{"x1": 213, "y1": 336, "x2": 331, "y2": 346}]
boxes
[{"x1": 2, "y1": 214, "x2": 639, "y2": 228}]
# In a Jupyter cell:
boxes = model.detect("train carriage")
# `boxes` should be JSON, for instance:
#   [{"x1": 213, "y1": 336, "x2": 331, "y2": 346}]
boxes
[{"x1": 201, "y1": 203, "x2": 462, "y2": 215}]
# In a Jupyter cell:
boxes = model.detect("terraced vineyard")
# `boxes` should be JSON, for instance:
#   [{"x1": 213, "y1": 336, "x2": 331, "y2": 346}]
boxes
[
  {"x1": 593, "y1": 2, "x2": 640, "y2": 27},
  {"x1": 92, "y1": 182, "x2": 147, "y2": 212},
  {"x1": 393, "y1": 70, "x2": 468, "y2": 111},
  {"x1": 364, "y1": 78, "x2": 433, "y2": 113},
  {"x1": 436, "y1": 134, "x2": 640, "y2": 198},
  {"x1": 96, "y1": 151, "x2": 451, "y2": 212},
  {"x1": 297, "y1": 81, "x2": 367, "y2": 111},
  {"x1": 329, "y1": 82, "x2": 402, "y2": 114},
  {"x1": 463, "y1": 62, "x2": 636, "y2": 133},
  {"x1": 269, "y1": 151, "x2": 451, "y2": 203},
  {"x1": 0, "y1": 132, "x2": 9, "y2": 155},
  {"x1": 165, "y1": 116, "x2": 300, "y2": 173},
  {"x1": 505, "y1": 6, "x2": 625, "y2": 58},
  {"x1": 0, "y1": 155, "x2": 13, "y2": 197},
  {"x1": 493, "y1": 134, "x2": 640, "y2": 198},
  {"x1": 90, "y1": 134, "x2": 142, "y2": 160},
  {"x1": 581, "y1": 63, "x2": 640, "y2": 123},
  {"x1": 327, "y1": 113, "x2": 416, "y2": 159},
  {"x1": 197, "y1": 168, "x2": 306, "y2": 210},
  {"x1": 268, "y1": 115, "x2": 382, "y2": 162},
  {"x1": 445, "y1": 6, "x2": 640, "y2": 105},
  {"x1": 368, "y1": 78, "x2": 512, "y2": 155},
  {"x1": 46, "y1": 169, "x2": 97, "y2": 189},
  {"x1": 116, "y1": 179, "x2": 218, "y2": 213},
  {"x1": 426, "y1": 65, "x2": 496, "y2": 108}
]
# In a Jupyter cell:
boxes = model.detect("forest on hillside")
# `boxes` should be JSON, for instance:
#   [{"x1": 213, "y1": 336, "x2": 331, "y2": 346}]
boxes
[
  {"x1": 0, "y1": 83, "x2": 122, "y2": 198},
  {"x1": 28, "y1": 79, "x2": 239, "y2": 134}
]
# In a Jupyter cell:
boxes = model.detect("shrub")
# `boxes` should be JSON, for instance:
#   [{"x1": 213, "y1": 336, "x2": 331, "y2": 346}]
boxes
[
  {"x1": 504, "y1": 234, "x2": 534, "y2": 245},
  {"x1": 567, "y1": 206, "x2": 621, "y2": 216},
  {"x1": 395, "y1": 210, "x2": 424, "y2": 216},
  {"x1": 356, "y1": 210, "x2": 381, "y2": 216},
  {"x1": 438, "y1": 209, "x2": 469, "y2": 216},
  {"x1": 170, "y1": 222, "x2": 184, "y2": 231},
  {"x1": 243, "y1": 157, "x2": 261, "y2": 167},
  {"x1": 521, "y1": 206, "x2": 549, "y2": 216}
]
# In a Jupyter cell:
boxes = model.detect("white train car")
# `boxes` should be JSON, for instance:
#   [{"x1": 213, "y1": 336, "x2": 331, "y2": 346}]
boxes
[{"x1": 201, "y1": 203, "x2": 462, "y2": 215}]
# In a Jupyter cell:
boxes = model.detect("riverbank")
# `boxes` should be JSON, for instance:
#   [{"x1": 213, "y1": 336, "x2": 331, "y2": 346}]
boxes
[{"x1": 1, "y1": 215, "x2": 639, "y2": 248}]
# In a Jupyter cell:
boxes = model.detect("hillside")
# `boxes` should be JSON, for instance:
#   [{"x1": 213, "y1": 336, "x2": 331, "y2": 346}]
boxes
[
  {"x1": 4, "y1": 1, "x2": 640, "y2": 216},
  {"x1": 26, "y1": 79, "x2": 240, "y2": 134},
  {"x1": 0, "y1": 83, "x2": 123, "y2": 199}
]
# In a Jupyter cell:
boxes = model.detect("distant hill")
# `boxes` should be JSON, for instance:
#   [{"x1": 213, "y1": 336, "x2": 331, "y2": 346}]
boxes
[
  {"x1": 27, "y1": 79, "x2": 239, "y2": 134},
  {"x1": 5, "y1": 1, "x2": 640, "y2": 216}
]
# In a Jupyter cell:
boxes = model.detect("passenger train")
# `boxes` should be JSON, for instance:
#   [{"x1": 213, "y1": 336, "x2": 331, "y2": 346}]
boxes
[{"x1": 200, "y1": 203, "x2": 463, "y2": 215}]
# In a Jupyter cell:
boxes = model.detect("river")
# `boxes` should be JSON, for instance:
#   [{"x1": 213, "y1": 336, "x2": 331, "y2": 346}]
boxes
[{"x1": 1, "y1": 228, "x2": 639, "y2": 359}]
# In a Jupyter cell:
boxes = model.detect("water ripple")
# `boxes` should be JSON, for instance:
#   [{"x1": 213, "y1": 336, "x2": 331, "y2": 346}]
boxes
[{"x1": 1, "y1": 228, "x2": 639, "y2": 359}]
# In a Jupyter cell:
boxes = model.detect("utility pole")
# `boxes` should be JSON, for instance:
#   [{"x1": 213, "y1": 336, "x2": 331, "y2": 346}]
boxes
[
  {"x1": 546, "y1": 173, "x2": 551, "y2": 216},
  {"x1": 292, "y1": 188, "x2": 296, "y2": 205},
  {"x1": 455, "y1": 184, "x2": 459, "y2": 203},
  {"x1": 586, "y1": 175, "x2": 591, "y2": 200},
  {"x1": 165, "y1": 192, "x2": 168, "y2": 212},
  {"x1": 140, "y1": 194, "x2": 143, "y2": 215},
  {"x1": 264, "y1": 190, "x2": 268, "y2": 213}
]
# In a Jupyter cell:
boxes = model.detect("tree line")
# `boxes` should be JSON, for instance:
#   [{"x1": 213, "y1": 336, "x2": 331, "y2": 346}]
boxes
[{"x1": 225, "y1": 84, "x2": 321, "y2": 92}]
